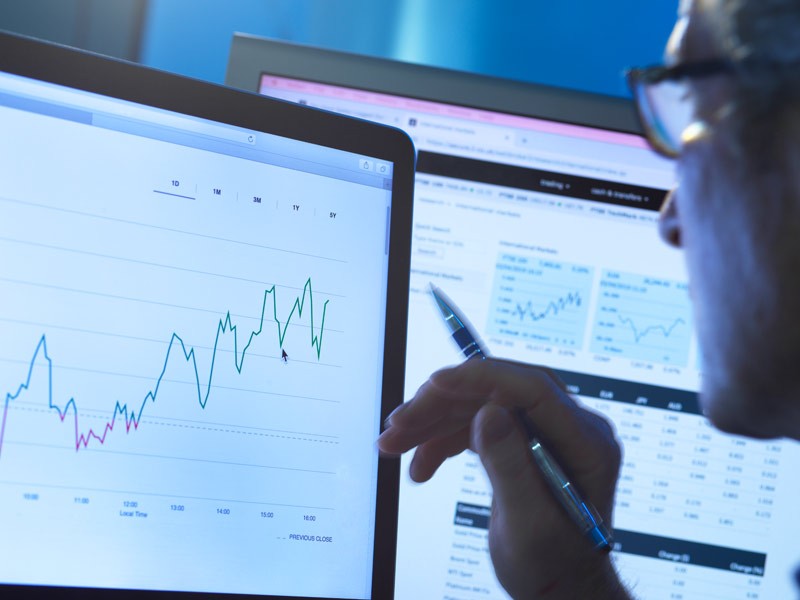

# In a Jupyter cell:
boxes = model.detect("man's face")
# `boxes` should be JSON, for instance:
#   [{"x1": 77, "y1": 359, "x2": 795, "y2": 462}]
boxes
[{"x1": 659, "y1": 0, "x2": 800, "y2": 439}]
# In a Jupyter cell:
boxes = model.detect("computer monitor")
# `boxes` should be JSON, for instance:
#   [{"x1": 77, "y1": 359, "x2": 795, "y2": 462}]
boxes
[
  {"x1": 0, "y1": 31, "x2": 415, "y2": 599},
  {"x1": 227, "y1": 34, "x2": 799, "y2": 600}
]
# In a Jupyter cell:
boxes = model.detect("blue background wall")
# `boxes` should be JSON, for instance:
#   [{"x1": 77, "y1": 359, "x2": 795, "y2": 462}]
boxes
[{"x1": 2, "y1": 0, "x2": 678, "y2": 98}]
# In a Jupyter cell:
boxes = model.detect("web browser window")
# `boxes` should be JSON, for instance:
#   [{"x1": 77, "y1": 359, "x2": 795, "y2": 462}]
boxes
[
  {"x1": 259, "y1": 74, "x2": 799, "y2": 600},
  {"x1": 0, "y1": 69, "x2": 398, "y2": 598}
]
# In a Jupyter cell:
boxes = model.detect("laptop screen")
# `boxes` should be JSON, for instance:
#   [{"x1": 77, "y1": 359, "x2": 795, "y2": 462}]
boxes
[
  {"x1": 0, "y1": 32, "x2": 413, "y2": 599},
  {"x1": 254, "y1": 60, "x2": 799, "y2": 600}
]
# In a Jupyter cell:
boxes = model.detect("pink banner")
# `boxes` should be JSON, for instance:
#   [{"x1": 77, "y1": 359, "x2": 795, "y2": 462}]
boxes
[{"x1": 260, "y1": 75, "x2": 649, "y2": 149}]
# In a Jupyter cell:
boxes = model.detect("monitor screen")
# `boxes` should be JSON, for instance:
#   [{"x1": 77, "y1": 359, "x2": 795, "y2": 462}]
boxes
[
  {"x1": 0, "y1": 32, "x2": 414, "y2": 599},
  {"x1": 232, "y1": 36, "x2": 800, "y2": 600}
]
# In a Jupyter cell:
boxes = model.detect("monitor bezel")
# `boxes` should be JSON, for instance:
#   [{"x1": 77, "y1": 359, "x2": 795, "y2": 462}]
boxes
[
  {"x1": 225, "y1": 34, "x2": 642, "y2": 136},
  {"x1": 0, "y1": 30, "x2": 413, "y2": 600}
]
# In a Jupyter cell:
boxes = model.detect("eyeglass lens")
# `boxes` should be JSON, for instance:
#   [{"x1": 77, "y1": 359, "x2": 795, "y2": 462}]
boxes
[{"x1": 635, "y1": 78, "x2": 696, "y2": 157}]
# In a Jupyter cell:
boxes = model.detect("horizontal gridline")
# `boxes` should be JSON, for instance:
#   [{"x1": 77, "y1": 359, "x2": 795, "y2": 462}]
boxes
[
  {"x1": 0, "y1": 477, "x2": 336, "y2": 510},
  {"x1": 0, "y1": 316, "x2": 344, "y2": 368},
  {"x1": 0, "y1": 235, "x2": 348, "y2": 299},
  {"x1": 0, "y1": 356, "x2": 342, "y2": 404},
  {"x1": 5, "y1": 440, "x2": 338, "y2": 475},
  {"x1": 6, "y1": 400, "x2": 339, "y2": 441},
  {"x1": 0, "y1": 195, "x2": 348, "y2": 264},
  {"x1": 0, "y1": 278, "x2": 343, "y2": 334}
]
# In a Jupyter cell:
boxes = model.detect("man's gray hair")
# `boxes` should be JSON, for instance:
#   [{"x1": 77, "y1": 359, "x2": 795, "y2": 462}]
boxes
[
  {"x1": 719, "y1": 0, "x2": 800, "y2": 93},
  {"x1": 710, "y1": 0, "x2": 800, "y2": 192},
  {"x1": 720, "y1": 0, "x2": 800, "y2": 63},
  {"x1": 713, "y1": 0, "x2": 800, "y2": 141}
]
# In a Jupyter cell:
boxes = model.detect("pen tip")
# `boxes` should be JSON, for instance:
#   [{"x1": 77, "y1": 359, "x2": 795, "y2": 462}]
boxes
[{"x1": 429, "y1": 283, "x2": 449, "y2": 315}]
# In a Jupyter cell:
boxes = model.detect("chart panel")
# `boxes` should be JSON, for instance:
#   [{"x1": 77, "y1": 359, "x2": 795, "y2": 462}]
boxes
[
  {"x1": 590, "y1": 270, "x2": 691, "y2": 365},
  {"x1": 487, "y1": 253, "x2": 593, "y2": 349}
]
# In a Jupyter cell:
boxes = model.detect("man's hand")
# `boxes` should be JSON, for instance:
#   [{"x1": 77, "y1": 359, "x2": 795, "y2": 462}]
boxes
[{"x1": 378, "y1": 358, "x2": 630, "y2": 600}]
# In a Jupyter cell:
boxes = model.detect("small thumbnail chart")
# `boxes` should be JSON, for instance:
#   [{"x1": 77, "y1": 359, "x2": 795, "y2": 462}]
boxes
[
  {"x1": 487, "y1": 253, "x2": 593, "y2": 348},
  {"x1": 590, "y1": 270, "x2": 691, "y2": 365}
]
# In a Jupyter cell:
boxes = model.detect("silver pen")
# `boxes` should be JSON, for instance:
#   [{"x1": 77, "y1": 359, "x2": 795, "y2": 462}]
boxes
[{"x1": 430, "y1": 283, "x2": 613, "y2": 553}]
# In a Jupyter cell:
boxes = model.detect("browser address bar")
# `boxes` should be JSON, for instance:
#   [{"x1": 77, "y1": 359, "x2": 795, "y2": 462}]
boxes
[
  {"x1": 106, "y1": 105, "x2": 258, "y2": 146},
  {"x1": 0, "y1": 70, "x2": 258, "y2": 146}
]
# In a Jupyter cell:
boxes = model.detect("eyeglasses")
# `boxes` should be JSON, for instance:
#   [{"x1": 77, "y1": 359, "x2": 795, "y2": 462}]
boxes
[{"x1": 626, "y1": 59, "x2": 736, "y2": 158}]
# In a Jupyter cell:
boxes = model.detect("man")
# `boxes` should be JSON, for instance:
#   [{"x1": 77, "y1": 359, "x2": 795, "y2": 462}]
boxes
[{"x1": 378, "y1": 0, "x2": 800, "y2": 597}]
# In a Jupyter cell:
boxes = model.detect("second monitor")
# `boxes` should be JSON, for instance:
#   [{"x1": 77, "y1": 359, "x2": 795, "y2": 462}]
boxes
[{"x1": 227, "y1": 34, "x2": 799, "y2": 600}]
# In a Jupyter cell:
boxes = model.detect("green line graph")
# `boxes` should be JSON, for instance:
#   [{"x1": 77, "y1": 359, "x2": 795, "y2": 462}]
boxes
[{"x1": 1, "y1": 277, "x2": 330, "y2": 453}]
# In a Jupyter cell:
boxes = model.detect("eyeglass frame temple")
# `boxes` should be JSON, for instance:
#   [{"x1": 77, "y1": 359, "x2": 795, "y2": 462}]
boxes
[{"x1": 626, "y1": 59, "x2": 736, "y2": 86}]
